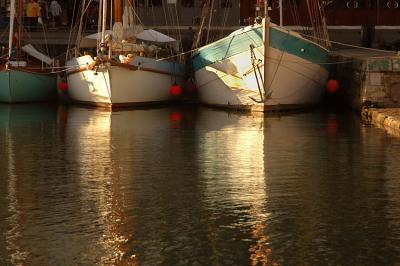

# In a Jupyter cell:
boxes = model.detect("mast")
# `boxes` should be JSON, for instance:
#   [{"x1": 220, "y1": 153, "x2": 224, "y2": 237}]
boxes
[
  {"x1": 263, "y1": 0, "x2": 270, "y2": 99},
  {"x1": 205, "y1": 0, "x2": 215, "y2": 44},
  {"x1": 97, "y1": 0, "x2": 103, "y2": 53},
  {"x1": 8, "y1": 0, "x2": 16, "y2": 59},
  {"x1": 17, "y1": 0, "x2": 23, "y2": 53},
  {"x1": 305, "y1": 0, "x2": 331, "y2": 48},
  {"x1": 100, "y1": 0, "x2": 108, "y2": 55},
  {"x1": 114, "y1": 0, "x2": 122, "y2": 23},
  {"x1": 192, "y1": 0, "x2": 211, "y2": 49},
  {"x1": 75, "y1": 0, "x2": 87, "y2": 54}
]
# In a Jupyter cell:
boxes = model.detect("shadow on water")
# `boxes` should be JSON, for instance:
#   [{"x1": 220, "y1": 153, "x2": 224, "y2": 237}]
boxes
[{"x1": 1, "y1": 103, "x2": 400, "y2": 265}]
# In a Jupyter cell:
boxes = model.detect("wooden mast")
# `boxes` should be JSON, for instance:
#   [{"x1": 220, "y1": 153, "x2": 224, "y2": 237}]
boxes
[
  {"x1": 263, "y1": 0, "x2": 270, "y2": 100},
  {"x1": 100, "y1": 0, "x2": 108, "y2": 55},
  {"x1": 8, "y1": 0, "x2": 16, "y2": 59},
  {"x1": 75, "y1": 0, "x2": 87, "y2": 54},
  {"x1": 192, "y1": 0, "x2": 212, "y2": 49},
  {"x1": 109, "y1": 0, "x2": 123, "y2": 59},
  {"x1": 17, "y1": 0, "x2": 23, "y2": 52},
  {"x1": 114, "y1": 0, "x2": 122, "y2": 23},
  {"x1": 205, "y1": 0, "x2": 215, "y2": 44}
]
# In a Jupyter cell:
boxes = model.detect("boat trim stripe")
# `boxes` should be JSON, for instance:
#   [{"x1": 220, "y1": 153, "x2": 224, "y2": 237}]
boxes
[
  {"x1": 67, "y1": 61, "x2": 185, "y2": 77},
  {"x1": 192, "y1": 26, "x2": 330, "y2": 72}
]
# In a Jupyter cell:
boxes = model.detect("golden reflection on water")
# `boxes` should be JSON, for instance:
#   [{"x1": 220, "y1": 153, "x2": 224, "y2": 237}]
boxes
[
  {"x1": 196, "y1": 109, "x2": 277, "y2": 265},
  {"x1": 3, "y1": 105, "x2": 400, "y2": 264},
  {"x1": 67, "y1": 107, "x2": 278, "y2": 264},
  {"x1": 249, "y1": 222, "x2": 274, "y2": 266},
  {"x1": 66, "y1": 108, "x2": 137, "y2": 264},
  {"x1": 2, "y1": 104, "x2": 284, "y2": 264},
  {"x1": 5, "y1": 127, "x2": 29, "y2": 265},
  {"x1": 65, "y1": 107, "x2": 176, "y2": 264}
]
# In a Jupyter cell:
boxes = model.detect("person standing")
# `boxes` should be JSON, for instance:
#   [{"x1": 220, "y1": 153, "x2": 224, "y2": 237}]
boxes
[
  {"x1": 49, "y1": 0, "x2": 62, "y2": 26},
  {"x1": 26, "y1": 0, "x2": 41, "y2": 30},
  {"x1": 39, "y1": 0, "x2": 49, "y2": 24}
]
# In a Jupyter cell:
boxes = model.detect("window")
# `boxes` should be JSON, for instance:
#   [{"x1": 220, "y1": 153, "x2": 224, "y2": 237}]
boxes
[
  {"x1": 364, "y1": 0, "x2": 399, "y2": 9},
  {"x1": 341, "y1": 0, "x2": 364, "y2": 9},
  {"x1": 181, "y1": 0, "x2": 194, "y2": 7},
  {"x1": 384, "y1": 0, "x2": 399, "y2": 9},
  {"x1": 136, "y1": 0, "x2": 145, "y2": 7},
  {"x1": 221, "y1": 0, "x2": 232, "y2": 8},
  {"x1": 292, "y1": 0, "x2": 301, "y2": 7},
  {"x1": 320, "y1": 0, "x2": 334, "y2": 9},
  {"x1": 149, "y1": 0, "x2": 163, "y2": 6},
  {"x1": 200, "y1": 0, "x2": 211, "y2": 8}
]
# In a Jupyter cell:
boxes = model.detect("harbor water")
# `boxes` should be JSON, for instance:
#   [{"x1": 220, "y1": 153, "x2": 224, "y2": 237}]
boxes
[{"x1": 1, "y1": 103, "x2": 400, "y2": 265}]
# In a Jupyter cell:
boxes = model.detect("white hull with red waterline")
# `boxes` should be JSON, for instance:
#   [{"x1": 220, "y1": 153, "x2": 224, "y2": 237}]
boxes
[{"x1": 65, "y1": 55, "x2": 185, "y2": 107}]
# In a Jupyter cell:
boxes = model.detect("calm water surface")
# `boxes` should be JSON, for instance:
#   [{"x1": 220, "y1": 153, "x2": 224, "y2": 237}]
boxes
[{"x1": 1, "y1": 103, "x2": 400, "y2": 265}]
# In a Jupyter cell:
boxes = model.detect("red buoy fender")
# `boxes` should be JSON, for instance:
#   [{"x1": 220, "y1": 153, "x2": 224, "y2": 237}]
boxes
[
  {"x1": 326, "y1": 79, "x2": 339, "y2": 94},
  {"x1": 169, "y1": 83, "x2": 182, "y2": 97},
  {"x1": 58, "y1": 81, "x2": 68, "y2": 91}
]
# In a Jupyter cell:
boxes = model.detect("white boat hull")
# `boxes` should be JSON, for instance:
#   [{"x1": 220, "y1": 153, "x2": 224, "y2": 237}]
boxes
[
  {"x1": 195, "y1": 47, "x2": 329, "y2": 110},
  {"x1": 66, "y1": 55, "x2": 185, "y2": 107},
  {"x1": 192, "y1": 24, "x2": 330, "y2": 111}
]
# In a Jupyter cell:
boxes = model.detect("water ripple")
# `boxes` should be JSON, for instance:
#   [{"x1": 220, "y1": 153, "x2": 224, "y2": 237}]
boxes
[{"x1": 1, "y1": 105, "x2": 400, "y2": 265}]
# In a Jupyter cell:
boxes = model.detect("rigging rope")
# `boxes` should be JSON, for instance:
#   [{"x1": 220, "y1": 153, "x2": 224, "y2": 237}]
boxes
[
  {"x1": 218, "y1": 5, "x2": 231, "y2": 41},
  {"x1": 66, "y1": 0, "x2": 79, "y2": 60},
  {"x1": 173, "y1": 3, "x2": 183, "y2": 53}
]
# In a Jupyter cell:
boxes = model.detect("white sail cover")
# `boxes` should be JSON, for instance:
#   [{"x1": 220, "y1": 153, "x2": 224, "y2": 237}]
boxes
[
  {"x1": 136, "y1": 29, "x2": 176, "y2": 43},
  {"x1": 84, "y1": 30, "x2": 113, "y2": 40},
  {"x1": 113, "y1": 22, "x2": 124, "y2": 42},
  {"x1": 22, "y1": 44, "x2": 53, "y2": 65},
  {"x1": 122, "y1": 5, "x2": 134, "y2": 29},
  {"x1": 122, "y1": 5, "x2": 137, "y2": 40},
  {"x1": 83, "y1": 27, "x2": 143, "y2": 41}
]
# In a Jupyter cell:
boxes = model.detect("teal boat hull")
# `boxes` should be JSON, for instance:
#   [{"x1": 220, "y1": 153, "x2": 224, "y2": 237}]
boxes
[
  {"x1": 0, "y1": 69, "x2": 57, "y2": 103},
  {"x1": 191, "y1": 23, "x2": 331, "y2": 111}
]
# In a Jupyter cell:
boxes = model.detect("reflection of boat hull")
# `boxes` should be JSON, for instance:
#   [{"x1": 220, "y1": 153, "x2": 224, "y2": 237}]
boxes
[
  {"x1": 0, "y1": 103, "x2": 58, "y2": 128},
  {"x1": 66, "y1": 55, "x2": 185, "y2": 107},
  {"x1": 192, "y1": 24, "x2": 330, "y2": 111},
  {"x1": 0, "y1": 69, "x2": 57, "y2": 103}
]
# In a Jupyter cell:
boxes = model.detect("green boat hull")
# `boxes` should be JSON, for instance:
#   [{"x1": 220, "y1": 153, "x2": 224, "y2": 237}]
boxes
[{"x1": 0, "y1": 69, "x2": 57, "y2": 103}]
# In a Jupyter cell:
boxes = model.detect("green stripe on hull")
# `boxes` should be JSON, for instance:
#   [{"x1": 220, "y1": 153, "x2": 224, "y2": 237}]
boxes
[
  {"x1": 192, "y1": 26, "x2": 330, "y2": 72},
  {"x1": 269, "y1": 28, "x2": 330, "y2": 69},
  {"x1": 0, "y1": 70, "x2": 57, "y2": 103}
]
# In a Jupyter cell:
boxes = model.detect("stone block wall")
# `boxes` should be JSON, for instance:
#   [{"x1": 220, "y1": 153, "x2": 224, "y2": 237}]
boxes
[
  {"x1": 364, "y1": 57, "x2": 400, "y2": 107},
  {"x1": 362, "y1": 108, "x2": 400, "y2": 137},
  {"x1": 334, "y1": 54, "x2": 400, "y2": 110}
]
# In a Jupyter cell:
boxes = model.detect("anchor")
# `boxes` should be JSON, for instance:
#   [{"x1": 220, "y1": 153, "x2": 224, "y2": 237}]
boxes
[{"x1": 249, "y1": 44, "x2": 271, "y2": 103}]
